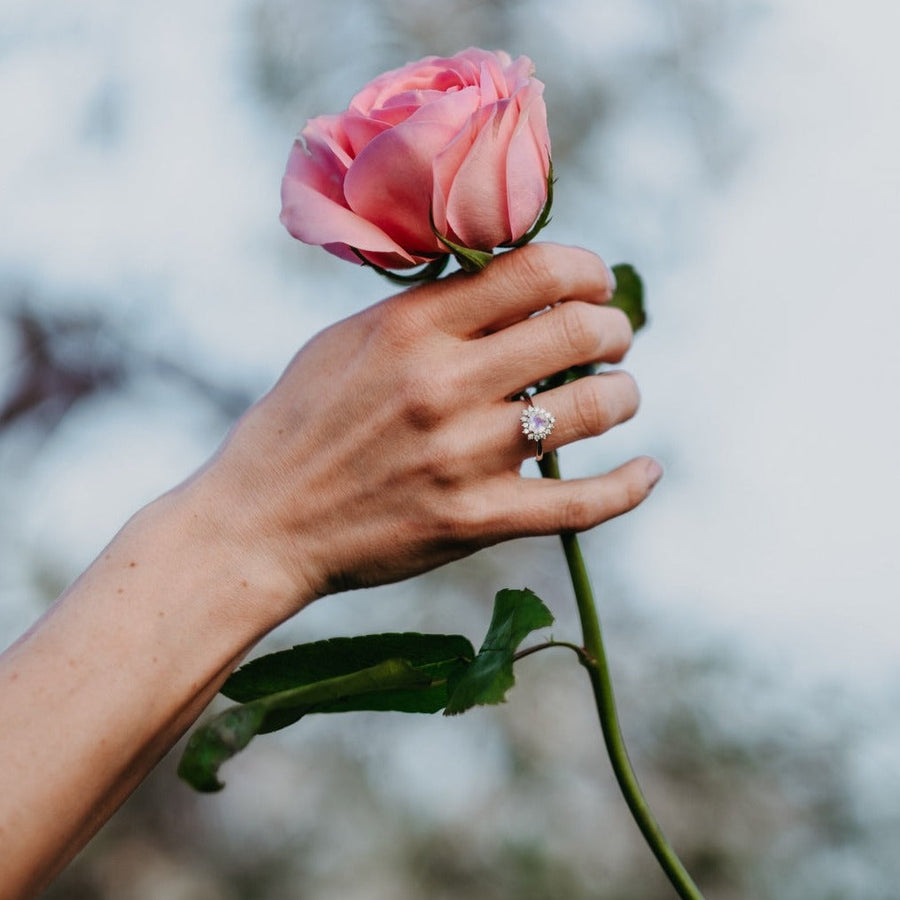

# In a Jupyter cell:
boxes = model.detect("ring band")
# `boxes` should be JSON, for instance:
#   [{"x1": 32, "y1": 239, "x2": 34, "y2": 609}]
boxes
[{"x1": 518, "y1": 394, "x2": 556, "y2": 462}]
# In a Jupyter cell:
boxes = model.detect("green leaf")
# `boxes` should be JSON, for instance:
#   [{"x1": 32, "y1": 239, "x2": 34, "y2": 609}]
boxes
[
  {"x1": 177, "y1": 704, "x2": 266, "y2": 793},
  {"x1": 223, "y1": 632, "x2": 475, "y2": 731},
  {"x1": 179, "y1": 657, "x2": 438, "y2": 792},
  {"x1": 608, "y1": 264, "x2": 647, "y2": 333},
  {"x1": 443, "y1": 589, "x2": 554, "y2": 715}
]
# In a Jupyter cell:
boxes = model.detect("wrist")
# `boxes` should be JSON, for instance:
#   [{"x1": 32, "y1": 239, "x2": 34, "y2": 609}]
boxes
[
  {"x1": 145, "y1": 463, "x2": 319, "y2": 641},
  {"x1": 0, "y1": 466, "x2": 314, "y2": 892}
]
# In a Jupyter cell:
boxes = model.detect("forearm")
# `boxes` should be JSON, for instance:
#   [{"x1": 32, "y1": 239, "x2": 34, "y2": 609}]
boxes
[
  {"x1": 0, "y1": 245, "x2": 658, "y2": 898},
  {"x1": 0, "y1": 480, "x2": 306, "y2": 898}
]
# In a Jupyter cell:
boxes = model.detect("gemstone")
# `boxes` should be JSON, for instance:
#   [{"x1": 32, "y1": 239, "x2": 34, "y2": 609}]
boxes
[{"x1": 521, "y1": 405, "x2": 555, "y2": 441}]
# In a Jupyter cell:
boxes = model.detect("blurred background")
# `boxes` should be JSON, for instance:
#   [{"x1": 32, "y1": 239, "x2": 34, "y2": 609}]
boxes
[{"x1": 2, "y1": 0, "x2": 900, "y2": 896}]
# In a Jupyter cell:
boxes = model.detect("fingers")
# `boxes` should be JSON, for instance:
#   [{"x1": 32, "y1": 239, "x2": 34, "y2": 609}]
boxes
[
  {"x1": 524, "y1": 457, "x2": 664, "y2": 534},
  {"x1": 520, "y1": 371, "x2": 641, "y2": 458},
  {"x1": 468, "y1": 457, "x2": 663, "y2": 541},
  {"x1": 466, "y1": 300, "x2": 633, "y2": 399},
  {"x1": 413, "y1": 243, "x2": 617, "y2": 337},
  {"x1": 454, "y1": 371, "x2": 639, "y2": 470}
]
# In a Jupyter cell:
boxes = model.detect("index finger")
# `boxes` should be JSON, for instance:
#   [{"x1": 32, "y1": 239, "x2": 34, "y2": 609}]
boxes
[{"x1": 412, "y1": 242, "x2": 617, "y2": 338}]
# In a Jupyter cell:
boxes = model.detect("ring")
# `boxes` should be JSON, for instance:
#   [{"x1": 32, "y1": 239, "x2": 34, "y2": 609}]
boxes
[{"x1": 518, "y1": 394, "x2": 555, "y2": 462}]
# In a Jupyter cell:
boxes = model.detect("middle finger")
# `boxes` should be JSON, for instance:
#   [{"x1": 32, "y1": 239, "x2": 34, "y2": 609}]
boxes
[{"x1": 463, "y1": 300, "x2": 634, "y2": 401}]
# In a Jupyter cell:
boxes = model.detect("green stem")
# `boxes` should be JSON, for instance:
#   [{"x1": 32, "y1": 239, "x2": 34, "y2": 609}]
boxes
[
  {"x1": 538, "y1": 450, "x2": 705, "y2": 900},
  {"x1": 514, "y1": 640, "x2": 588, "y2": 663}
]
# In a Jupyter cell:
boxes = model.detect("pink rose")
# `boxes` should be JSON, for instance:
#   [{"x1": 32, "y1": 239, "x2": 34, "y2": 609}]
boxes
[{"x1": 280, "y1": 48, "x2": 551, "y2": 271}]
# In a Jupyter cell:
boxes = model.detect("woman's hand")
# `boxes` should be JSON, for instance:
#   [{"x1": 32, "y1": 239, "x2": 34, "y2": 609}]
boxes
[
  {"x1": 197, "y1": 243, "x2": 661, "y2": 627},
  {"x1": 0, "y1": 243, "x2": 660, "y2": 897}
]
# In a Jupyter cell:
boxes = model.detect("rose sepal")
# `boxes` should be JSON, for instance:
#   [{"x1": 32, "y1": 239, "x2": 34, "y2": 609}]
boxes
[
  {"x1": 430, "y1": 226, "x2": 496, "y2": 273},
  {"x1": 350, "y1": 249, "x2": 450, "y2": 285}
]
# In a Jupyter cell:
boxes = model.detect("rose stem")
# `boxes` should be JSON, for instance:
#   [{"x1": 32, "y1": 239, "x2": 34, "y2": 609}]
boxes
[{"x1": 538, "y1": 449, "x2": 705, "y2": 900}]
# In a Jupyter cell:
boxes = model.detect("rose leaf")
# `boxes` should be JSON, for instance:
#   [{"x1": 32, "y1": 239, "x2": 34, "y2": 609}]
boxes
[
  {"x1": 608, "y1": 264, "x2": 646, "y2": 333},
  {"x1": 443, "y1": 588, "x2": 554, "y2": 715}
]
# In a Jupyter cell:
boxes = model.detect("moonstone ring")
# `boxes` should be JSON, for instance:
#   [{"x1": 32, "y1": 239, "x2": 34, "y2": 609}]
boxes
[{"x1": 518, "y1": 394, "x2": 556, "y2": 462}]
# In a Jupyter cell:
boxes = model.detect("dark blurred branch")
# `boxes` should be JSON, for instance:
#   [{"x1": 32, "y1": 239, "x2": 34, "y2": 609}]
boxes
[
  {"x1": 0, "y1": 301, "x2": 253, "y2": 437},
  {"x1": 0, "y1": 306, "x2": 126, "y2": 431}
]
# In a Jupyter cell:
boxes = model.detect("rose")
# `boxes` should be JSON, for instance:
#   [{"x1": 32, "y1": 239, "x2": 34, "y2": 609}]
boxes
[{"x1": 280, "y1": 47, "x2": 551, "y2": 272}]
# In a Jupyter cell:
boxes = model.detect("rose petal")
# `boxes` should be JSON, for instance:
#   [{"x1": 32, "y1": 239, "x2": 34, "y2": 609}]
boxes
[
  {"x1": 344, "y1": 88, "x2": 480, "y2": 251},
  {"x1": 281, "y1": 177, "x2": 415, "y2": 260},
  {"x1": 477, "y1": 60, "x2": 500, "y2": 107},
  {"x1": 281, "y1": 48, "x2": 550, "y2": 268},
  {"x1": 351, "y1": 57, "x2": 446, "y2": 112},
  {"x1": 295, "y1": 115, "x2": 353, "y2": 170},
  {"x1": 341, "y1": 112, "x2": 391, "y2": 157},
  {"x1": 452, "y1": 47, "x2": 512, "y2": 84},
  {"x1": 431, "y1": 103, "x2": 493, "y2": 242},
  {"x1": 443, "y1": 99, "x2": 521, "y2": 249},
  {"x1": 505, "y1": 82, "x2": 551, "y2": 240},
  {"x1": 283, "y1": 136, "x2": 346, "y2": 206},
  {"x1": 503, "y1": 54, "x2": 537, "y2": 93},
  {"x1": 323, "y1": 242, "x2": 428, "y2": 270}
]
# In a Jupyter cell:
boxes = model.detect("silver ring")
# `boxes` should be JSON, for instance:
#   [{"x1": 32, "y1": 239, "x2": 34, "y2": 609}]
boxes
[{"x1": 519, "y1": 394, "x2": 555, "y2": 462}]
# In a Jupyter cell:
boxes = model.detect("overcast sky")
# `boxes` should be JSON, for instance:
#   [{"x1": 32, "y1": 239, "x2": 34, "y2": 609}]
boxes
[
  {"x1": 617, "y1": 0, "x2": 900, "y2": 691},
  {"x1": 1, "y1": 0, "x2": 899, "y2": 701}
]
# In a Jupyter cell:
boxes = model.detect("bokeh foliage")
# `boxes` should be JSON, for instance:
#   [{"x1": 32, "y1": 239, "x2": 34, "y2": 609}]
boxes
[{"x1": 5, "y1": 1, "x2": 897, "y2": 898}]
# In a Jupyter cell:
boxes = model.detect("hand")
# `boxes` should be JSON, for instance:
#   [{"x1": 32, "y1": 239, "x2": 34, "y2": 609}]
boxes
[
  {"x1": 193, "y1": 243, "x2": 661, "y2": 626},
  {"x1": 0, "y1": 243, "x2": 661, "y2": 896}
]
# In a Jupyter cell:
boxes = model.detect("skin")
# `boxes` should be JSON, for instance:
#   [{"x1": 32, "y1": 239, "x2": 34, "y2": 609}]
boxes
[{"x1": 0, "y1": 243, "x2": 661, "y2": 898}]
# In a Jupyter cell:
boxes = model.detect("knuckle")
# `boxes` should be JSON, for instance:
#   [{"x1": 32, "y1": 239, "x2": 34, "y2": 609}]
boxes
[
  {"x1": 514, "y1": 242, "x2": 564, "y2": 297},
  {"x1": 419, "y1": 427, "x2": 463, "y2": 485},
  {"x1": 557, "y1": 302, "x2": 602, "y2": 359},
  {"x1": 395, "y1": 368, "x2": 447, "y2": 430},
  {"x1": 454, "y1": 492, "x2": 491, "y2": 534},
  {"x1": 435, "y1": 360, "x2": 471, "y2": 403},
  {"x1": 575, "y1": 378, "x2": 613, "y2": 436},
  {"x1": 561, "y1": 492, "x2": 597, "y2": 532},
  {"x1": 393, "y1": 354, "x2": 467, "y2": 432},
  {"x1": 429, "y1": 488, "x2": 489, "y2": 543},
  {"x1": 508, "y1": 244, "x2": 615, "y2": 307},
  {"x1": 370, "y1": 299, "x2": 424, "y2": 352}
]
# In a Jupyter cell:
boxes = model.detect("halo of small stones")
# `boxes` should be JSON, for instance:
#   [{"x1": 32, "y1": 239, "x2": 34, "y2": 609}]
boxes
[{"x1": 521, "y1": 405, "x2": 556, "y2": 442}]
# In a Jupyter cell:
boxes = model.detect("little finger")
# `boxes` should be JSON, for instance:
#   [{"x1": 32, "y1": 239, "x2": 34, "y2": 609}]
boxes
[{"x1": 478, "y1": 457, "x2": 664, "y2": 541}]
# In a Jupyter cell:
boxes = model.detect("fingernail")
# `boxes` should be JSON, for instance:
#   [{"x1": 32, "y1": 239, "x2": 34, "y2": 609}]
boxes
[
  {"x1": 604, "y1": 261, "x2": 617, "y2": 298},
  {"x1": 646, "y1": 458, "x2": 664, "y2": 489}
]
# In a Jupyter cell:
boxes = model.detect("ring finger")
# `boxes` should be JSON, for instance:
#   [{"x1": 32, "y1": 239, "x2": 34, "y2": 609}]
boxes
[{"x1": 459, "y1": 371, "x2": 641, "y2": 468}]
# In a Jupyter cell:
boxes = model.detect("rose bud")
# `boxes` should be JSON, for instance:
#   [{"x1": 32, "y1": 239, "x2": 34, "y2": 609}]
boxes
[{"x1": 280, "y1": 47, "x2": 551, "y2": 274}]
